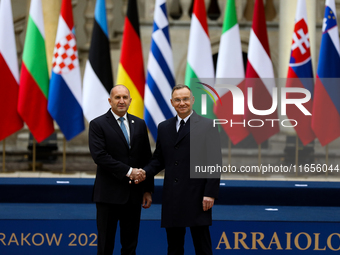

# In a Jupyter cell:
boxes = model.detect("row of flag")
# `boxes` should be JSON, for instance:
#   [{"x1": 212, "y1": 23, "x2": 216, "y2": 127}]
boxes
[
  {"x1": 208, "y1": 0, "x2": 340, "y2": 147},
  {"x1": 0, "y1": 0, "x2": 339, "y2": 148},
  {"x1": 0, "y1": 0, "x2": 83, "y2": 143}
]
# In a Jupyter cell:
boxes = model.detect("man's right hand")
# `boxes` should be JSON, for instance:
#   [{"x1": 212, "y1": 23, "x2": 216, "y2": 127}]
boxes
[{"x1": 129, "y1": 168, "x2": 146, "y2": 184}]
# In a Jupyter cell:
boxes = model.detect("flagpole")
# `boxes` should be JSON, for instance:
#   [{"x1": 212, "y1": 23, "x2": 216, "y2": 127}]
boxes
[
  {"x1": 63, "y1": 136, "x2": 66, "y2": 173},
  {"x1": 2, "y1": 139, "x2": 5, "y2": 172},
  {"x1": 295, "y1": 136, "x2": 299, "y2": 177},
  {"x1": 32, "y1": 139, "x2": 36, "y2": 172},
  {"x1": 258, "y1": 143, "x2": 261, "y2": 167},
  {"x1": 325, "y1": 145, "x2": 329, "y2": 177},
  {"x1": 228, "y1": 139, "x2": 231, "y2": 166}
]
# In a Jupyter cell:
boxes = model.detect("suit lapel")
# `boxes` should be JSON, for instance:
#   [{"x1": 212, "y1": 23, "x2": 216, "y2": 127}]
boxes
[
  {"x1": 167, "y1": 117, "x2": 177, "y2": 144},
  {"x1": 127, "y1": 113, "x2": 134, "y2": 148},
  {"x1": 105, "y1": 110, "x2": 129, "y2": 148},
  {"x1": 189, "y1": 111, "x2": 200, "y2": 133},
  {"x1": 174, "y1": 111, "x2": 200, "y2": 145}
]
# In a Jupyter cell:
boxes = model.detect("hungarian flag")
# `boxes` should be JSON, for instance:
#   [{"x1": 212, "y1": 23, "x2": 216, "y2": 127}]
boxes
[
  {"x1": 0, "y1": 0, "x2": 23, "y2": 141},
  {"x1": 312, "y1": 0, "x2": 340, "y2": 146},
  {"x1": 214, "y1": 0, "x2": 249, "y2": 145},
  {"x1": 18, "y1": 0, "x2": 54, "y2": 143},
  {"x1": 48, "y1": 0, "x2": 85, "y2": 141},
  {"x1": 244, "y1": 0, "x2": 279, "y2": 144},
  {"x1": 286, "y1": 0, "x2": 315, "y2": 146},
  {"x1": 83, "y1": 0, "x2": 112, "y2": 122},
  {"x1": 184, "y1": 0, "x2": 215, "y2": 119},
  {"x1": 117, "y1": 0, "x2": 145, "y2": 119}
]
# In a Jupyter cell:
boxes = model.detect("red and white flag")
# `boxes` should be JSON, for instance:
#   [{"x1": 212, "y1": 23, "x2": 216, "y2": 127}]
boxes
[
  {"x1": 0, "y1": 0, "x2": 23, "y2": 141},
  {"x1": 244, "y1": 0, "x2": 279, "y2": 144}
]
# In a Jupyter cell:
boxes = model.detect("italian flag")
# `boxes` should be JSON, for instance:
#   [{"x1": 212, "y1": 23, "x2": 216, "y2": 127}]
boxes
[
  {"x1": 18, "y1": 0, "x2": 54, "y2": 143},
  {"x1": 184, "y1": 0, "x2": 215, "y2": 119},
  {"x1": 214, "y1": 0, "x2": 249, "y2": 145}
]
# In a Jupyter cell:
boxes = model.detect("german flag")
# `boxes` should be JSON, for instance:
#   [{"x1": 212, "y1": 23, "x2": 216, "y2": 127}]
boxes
[{"x1": 117, "y1": 0, "x2": 145, "y2": 119}]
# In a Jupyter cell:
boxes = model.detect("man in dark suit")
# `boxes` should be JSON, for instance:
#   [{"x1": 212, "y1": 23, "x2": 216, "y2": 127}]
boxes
[
  {"x1": 88, "y1": 85, "x2": 154, "y2": 255},
  {"x1": 136, "y1": 84, "x2": 222, "y2": 255}
]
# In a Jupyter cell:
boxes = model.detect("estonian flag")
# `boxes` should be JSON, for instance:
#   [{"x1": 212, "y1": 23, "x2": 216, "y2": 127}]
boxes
[{"x1": 83, "y1": 0, "x2": 113, "y2": 122}]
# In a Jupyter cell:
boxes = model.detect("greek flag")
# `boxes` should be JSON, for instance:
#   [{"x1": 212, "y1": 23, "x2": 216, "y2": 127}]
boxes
[{"x1": 144, "y1": 0, "x2": 175, "y2": 141}]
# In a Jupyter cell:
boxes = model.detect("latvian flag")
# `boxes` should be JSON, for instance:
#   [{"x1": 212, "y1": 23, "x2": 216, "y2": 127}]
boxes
[{"x1": 244, "y1": 0, "x2": 279, "y2": 145}]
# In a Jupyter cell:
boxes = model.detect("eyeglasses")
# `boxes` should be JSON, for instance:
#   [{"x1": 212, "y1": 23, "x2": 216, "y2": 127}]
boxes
[{"x1": 173, "y1": 97, "x2": 190, "y2": 103}]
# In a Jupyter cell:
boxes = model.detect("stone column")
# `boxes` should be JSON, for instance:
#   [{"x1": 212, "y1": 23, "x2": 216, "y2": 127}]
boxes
[{"x1": 41, "y1": 0, "x2": 61, "y2": 74}]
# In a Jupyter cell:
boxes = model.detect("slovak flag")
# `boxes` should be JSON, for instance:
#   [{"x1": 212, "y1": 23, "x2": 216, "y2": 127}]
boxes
[
  {"x1": 312, "y1": 0, "x2": 340, "y2": 146},
  {"x1": 286, "y1": 0, "x2": 315, "y2": 145},
  {"x1": 48, "y1": 0, "x2": 85, "y2": 140}
]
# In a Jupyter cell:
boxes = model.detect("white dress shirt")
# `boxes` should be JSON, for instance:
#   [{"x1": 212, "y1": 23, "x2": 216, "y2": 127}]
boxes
[{"x1": 111, "y1": 110, "x2": 132, "y2": 177}]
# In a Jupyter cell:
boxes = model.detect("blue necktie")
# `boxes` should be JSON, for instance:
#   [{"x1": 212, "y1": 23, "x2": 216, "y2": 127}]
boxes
[{"x1": 118, "y1": 117, "x2": 129, "y2": 147}]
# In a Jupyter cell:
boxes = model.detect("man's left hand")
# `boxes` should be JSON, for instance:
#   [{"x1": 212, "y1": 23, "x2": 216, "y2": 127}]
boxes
[
  {"x1": 202, "y1": 196, "x2": 215, "y2": 211},
  {"x1": 142, "y1": 192, "x2": 152, "y2": 209}
]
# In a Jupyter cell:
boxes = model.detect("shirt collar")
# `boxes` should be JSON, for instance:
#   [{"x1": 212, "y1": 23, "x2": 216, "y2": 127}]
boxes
[
  {"x1": 177, "y1": 111, "x2": 193, "y2": 124},
  {"x1": 111, "y1": 110, "x2": 127, "y2": 121}
]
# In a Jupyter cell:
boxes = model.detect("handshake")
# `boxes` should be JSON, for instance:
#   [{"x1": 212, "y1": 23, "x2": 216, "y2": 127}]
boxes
[{"x1": 129, "y1": 168, "x2": 146, "y2": 184}]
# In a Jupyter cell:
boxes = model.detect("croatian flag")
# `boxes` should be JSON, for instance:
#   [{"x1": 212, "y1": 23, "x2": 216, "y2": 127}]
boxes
[
  {"x1": 48, "y1": 0, "x2": 85, "y2": 140},
  {"x1": 286, "y1": 0, "x2": 315, "y2": 145},
  {"x1": 312, "y1": 0, "x2": 340, "y2": 146}
]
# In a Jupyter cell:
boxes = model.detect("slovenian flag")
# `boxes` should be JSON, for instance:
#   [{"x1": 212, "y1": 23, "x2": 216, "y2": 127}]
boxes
[
  {"x1": 83, "y1": 0, "x2": 113, "y2": 122},
  {"x1": 214, "y1": 0, "x2": 249, "y2": 145},
  {"x1": 244, "y1": 0, "x2": 279, "y2": 144},
  {"x1": 48, "y1": 0, "x2": 85, "y2": 141},
  {"x1": 18, "y1": 0, "x2": 54, "y2": 143},
  {"x1": 312, "y1": 0, "x2": 340, "y2": 146},
  {"x1": 0, "y1": 0, "x2": 23, "y2": 141},
  {"x1": 286, "y1": 0, "x2": 315, "y2": 145}
]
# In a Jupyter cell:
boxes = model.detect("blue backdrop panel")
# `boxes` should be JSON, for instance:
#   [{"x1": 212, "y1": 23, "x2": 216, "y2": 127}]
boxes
[
  {"x1": 2, "y1": 178, "x2": 340, "y2": 206},
  {"x1": 2, "y1": 204, "x2": 340, "y2": 254},
  {"x1": 1, "y1": 219, "x2": 340, "y2": 254}
]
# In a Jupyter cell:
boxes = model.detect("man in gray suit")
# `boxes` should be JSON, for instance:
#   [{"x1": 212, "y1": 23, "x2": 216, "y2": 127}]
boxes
[{"x1": 135, "y1": 84, "x2": 222, "y2": 255}]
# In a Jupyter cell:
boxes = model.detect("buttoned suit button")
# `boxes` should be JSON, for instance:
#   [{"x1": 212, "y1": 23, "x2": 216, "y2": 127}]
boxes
[
  {"x1": 174, "y1": 178, "x2": 178, "y2": 183},
  {"x1": 174, "y1": 161, "x2": 178, "y2": 166}
]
